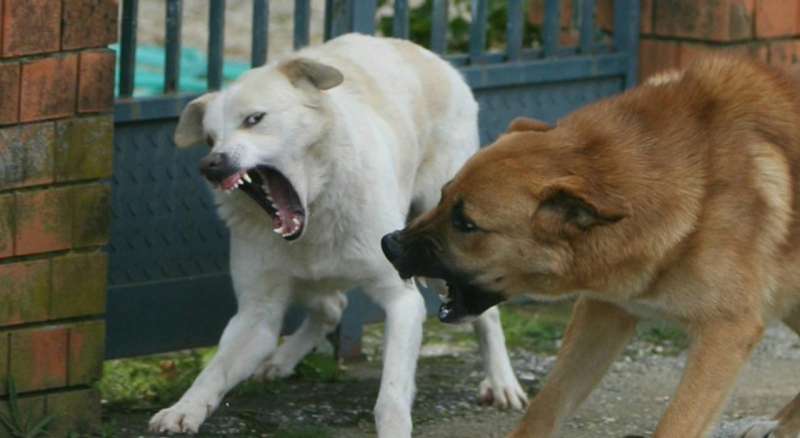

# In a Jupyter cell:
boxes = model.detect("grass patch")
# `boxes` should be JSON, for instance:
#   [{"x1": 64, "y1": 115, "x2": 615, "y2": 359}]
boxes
[
  {"x1": 500, "y1": 302, "x2": 572, "y2": 353},
  {"x1": 637, "y1": 321, "x2": 690, "y2": 355}
]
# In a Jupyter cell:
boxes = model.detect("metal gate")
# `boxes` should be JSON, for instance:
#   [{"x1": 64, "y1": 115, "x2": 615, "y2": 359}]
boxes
[{"x1": 107, "y1": 0, "x2": 640, "y2": 359}]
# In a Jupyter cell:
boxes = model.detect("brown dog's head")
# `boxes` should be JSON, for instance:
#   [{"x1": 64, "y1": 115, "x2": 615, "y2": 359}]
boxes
[{"x1": 382, "y1": 117, "x2": 631, "y2": 323}]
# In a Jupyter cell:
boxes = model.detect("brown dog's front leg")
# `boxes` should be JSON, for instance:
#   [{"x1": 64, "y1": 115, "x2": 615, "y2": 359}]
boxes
[
  {"x1": 509, "y1": 298, "x2": 638, "y2": 438},
  {"x1": 653, "y1": 318, "x2": 764, "y2": 438}
]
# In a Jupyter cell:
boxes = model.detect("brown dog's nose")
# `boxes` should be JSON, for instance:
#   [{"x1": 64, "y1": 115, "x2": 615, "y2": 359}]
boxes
[
  {"x1": 381, "y1": 231, "x2": 403, "y2": 264},
  {"x1": 199, "y1": 152, "x2": 236, "y2": 183}
]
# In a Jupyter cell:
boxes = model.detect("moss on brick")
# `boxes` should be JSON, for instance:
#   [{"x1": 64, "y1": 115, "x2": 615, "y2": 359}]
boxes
[
  {"x1": 71, "y1": 183, "x2": 111, "y2": 248},
  {"x1": 0, "y1": 260, "x2": 51, "y2": 327},
  {"x1": 46, "y1": 388, "x2": 100, "y2": 436},
  {"x1": 0, "y1": 332, "x2": 8, "y2": 395},
  {"x1": 0, "y1": 194, "x2": 14, "y2": 257},
  {"x1": 0, "y1": 123, "x2": 56, "y2": 190},
  {"x1": 10, "y1": 326, "x2": 68, "y2": 393},
  {"x1": 54, "y1": 116, "x2": 113, "y2": 182},
  {"x1": 51, "y1": 253, "x2": 106, "y2": 319},
  {"x1": 67, "y1": 320, "x2": 105, "y2": 386}
]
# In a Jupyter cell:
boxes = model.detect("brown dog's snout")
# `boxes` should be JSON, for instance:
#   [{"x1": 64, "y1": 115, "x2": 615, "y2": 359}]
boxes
[{"x1": 381, "y1": 231, "x2": 402, "y2": 262}]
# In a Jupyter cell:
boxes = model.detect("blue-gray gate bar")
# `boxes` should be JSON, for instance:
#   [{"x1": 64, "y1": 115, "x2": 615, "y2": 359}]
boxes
[
  {"x1": 430, "y1": 0, "x2": 448, "y2": 55},
  {"x1": 207, "y1": 0, "x2": 226, "y2": 90},
  {"x1": 118, "y1": 0, "x2": 138, "y2": 97},
  {"x1": 294, "y1": 0, "x2": 311, "y2": 49},
  {"x1": 164, "y1": 0, "x2": 182, "y2": 93},
  {"x1": 251, "y1": 0, "x2": 269, "y2": 67}
]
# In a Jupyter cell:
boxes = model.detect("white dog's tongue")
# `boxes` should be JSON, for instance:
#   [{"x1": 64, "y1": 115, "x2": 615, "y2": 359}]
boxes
[{"x1": 265, "y1": 171, "x2": 302, "y2": 238}]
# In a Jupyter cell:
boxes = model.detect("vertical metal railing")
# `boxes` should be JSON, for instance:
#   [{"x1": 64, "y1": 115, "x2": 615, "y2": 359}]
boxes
[
  {"x1": 207, "y1": 0, "x2": 225, "y2": 90},
  {"x1": 294, "y1": 0, "x2": 311, "y2": 49},
  {"x1": 506, "y1": 0, "x2": 523, "y2": 61},
  {"x1": 430, "y1": 0, "x2": 448, "y2": 55},
  {"x1": 118, "y1": 0, "x2": 139, "y2": 97},
  {"x1": 579, "y1": 0, "x2": 595, "y2": 53},
  {"x1": 251, "y1": 0, "x2": 269, "y2": 67},
  {"x1": 542, "y1": 0, "x2": 560, "y2": 57},
  {"x1": 164, "y1": 0, "x2": 183, "y2": 93},
  {"x1": 114, "y1": 0, "x2": 639, "y2": 99},
  {"x1": 469, "y1": 0, "x2": 487, "y2": 62},
  {"x1": 393, "y1": 0, "x2": 410, "y2": 39}
]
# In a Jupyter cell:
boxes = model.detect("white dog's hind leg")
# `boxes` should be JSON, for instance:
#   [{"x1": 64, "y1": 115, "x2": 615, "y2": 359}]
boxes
[
  {"x1": 366, "y1": 279, "x2": 426, "y2": 438},
  {"x1": 473, "y1": 306, "x2": 528, "y2": 410},
  {"x1": 256, "y1": 291, "x2": 347, "y2": 380},
  {"x1": 148, "y1": 239, "x2": 291, "y2": 434}
]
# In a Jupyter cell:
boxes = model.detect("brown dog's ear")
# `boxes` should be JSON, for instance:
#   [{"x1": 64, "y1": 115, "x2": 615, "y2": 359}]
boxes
[
  {"x1": 280, "y1": 58, "x2": 344, "y2": 91},
  {"x1": 535, "y1": 176, "x2": 629, "y2": 232},
  {"x1": 174, "y1": 93, "x2": 218, "y2": 148},
  {"x1": 506, "y1": 117, "x2": 552, "y2": 133}
]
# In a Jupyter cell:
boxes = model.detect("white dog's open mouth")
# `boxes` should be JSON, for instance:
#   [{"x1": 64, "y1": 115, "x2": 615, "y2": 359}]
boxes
[{"x1": 217, "y1": 166, "x2": 305, "y2": 240}]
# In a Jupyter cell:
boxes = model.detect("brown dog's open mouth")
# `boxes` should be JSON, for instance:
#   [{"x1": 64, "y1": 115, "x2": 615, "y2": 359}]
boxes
[
  {"x1": 216, "y1": 166, "x2": 305, "y2": 241},
  {"x1": 437, "y1": 279, "x2": 505, "y2": 324}
]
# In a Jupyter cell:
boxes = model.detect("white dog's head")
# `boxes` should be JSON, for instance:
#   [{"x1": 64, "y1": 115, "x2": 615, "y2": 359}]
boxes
[{"x1": 174, "y1": 58, "x2": 344, "y2": 241}]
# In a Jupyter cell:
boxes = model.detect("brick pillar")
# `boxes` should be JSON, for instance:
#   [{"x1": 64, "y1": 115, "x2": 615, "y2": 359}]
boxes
[
  {"x1": 0, "y1": 0, "x2": 117, "y2": 436},
  {"x1": 633, "y1": 0, "x2": 800, "y2": 81}
]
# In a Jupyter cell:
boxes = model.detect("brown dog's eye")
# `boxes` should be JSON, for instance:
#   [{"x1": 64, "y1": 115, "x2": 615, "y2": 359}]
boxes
[{"x1": 452, "y1": 201, "x2": 479, "y2": 233}]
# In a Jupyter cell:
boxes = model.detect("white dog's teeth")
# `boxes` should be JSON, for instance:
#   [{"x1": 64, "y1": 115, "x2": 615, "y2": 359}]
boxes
[
  {"x1": 272, "y1": 227, "x2": 282, "y2": 234},
  {"x1": 292, "y1": 217, "x2": 301, "y2": 226},
  {"x1": 243, "y1": 173, "x2": 252, "y2": 184}
]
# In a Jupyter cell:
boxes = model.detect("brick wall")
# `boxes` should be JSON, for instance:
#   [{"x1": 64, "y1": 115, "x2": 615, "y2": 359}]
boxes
[
  {"x1": 0, "y1": 0, "x2": 116, "y2": 436},
  {"x1": 633, "y1": 0, "x2": 800, "y2": 80}
]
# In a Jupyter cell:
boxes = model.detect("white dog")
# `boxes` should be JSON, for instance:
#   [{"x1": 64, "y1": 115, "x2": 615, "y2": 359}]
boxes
[{"x1": 148, "y1": 34, "x2": 526, "y2": 436}]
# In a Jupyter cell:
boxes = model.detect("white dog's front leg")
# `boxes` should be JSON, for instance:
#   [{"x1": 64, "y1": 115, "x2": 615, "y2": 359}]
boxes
[
  {"x1": 473, "y1": 306, "x2": 528, "y2": 410},
  {"x1": 367, "y1": 280, "x2": 426, "y2": 438},
  {"x1": 149, "y1": 238, "x2": 291, "y2": 434}
]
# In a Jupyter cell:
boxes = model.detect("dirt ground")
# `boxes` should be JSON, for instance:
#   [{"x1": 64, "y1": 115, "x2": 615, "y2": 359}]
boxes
[{"x1": 103, "y1": 315, "x2": 799, "y2": 438}]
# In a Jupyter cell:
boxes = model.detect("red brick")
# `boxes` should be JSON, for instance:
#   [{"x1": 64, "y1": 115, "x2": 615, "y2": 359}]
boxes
[
  {"x1": 0, "y1": 62, "x2": 20, "y2": 125},
  {"x1": 46, "y1": 389, "x2": 101, "y2": 436},
  {"x1": 756, "y1": 0, "x2": 799, "y2": 37},
  {"x1": 62, "y1": 0, "x2": 119, "y2": 50},
  {"x1": 769, "y1": 40, "x2": 800, "y2": 66},
  {"x1": 639, "y1": 39, "x2": 770, "y2": 81},
  {"x1": 641, "y1": 0, "x2": 655, "y2": 34},
  {"x1": 0, "y1": 332, "x2": 7, "y2": 395},
  {"x1": 0, "y1": 122, "x2": 56, "y2": 190},
  {"x1": 71, "y1": 183, "x2": 111, "y2": 247},
  {"x1": 68, "y1": 320, "x2": 105, "y2": 385},
  {"x1": 0, "y1": 259, "x2": 50, "y2": 327},
  {"x1": 1, "y1": 0, "x2": 62, "y2": 57},
  {"x1": 0, "y1": 194, "x2": 13, "y2": 258},
  {"x1": 639, "y1": 39, "x2": 682, "y2": 81},
  {"x1": 51, "y1": 252, "x2": 107, "y2": 319},
  {"x1": 55, "y1": 116, "x2": 114, "y2": 182},
  {"x1": 14, "y1": 188, "x2": 72, "y2": 255},
  {"x1": 10, "y1": 326, "x2": 68, "y2": 392},
  {"x1": 654, "y1": 0, "x2": 755, "y2": 42},
  {"x1": 20, "y1": 55, "x2": 78, "y2": 122},
  {"x1": 78, "y1": 50, "x2": 116, "y2": 113}
]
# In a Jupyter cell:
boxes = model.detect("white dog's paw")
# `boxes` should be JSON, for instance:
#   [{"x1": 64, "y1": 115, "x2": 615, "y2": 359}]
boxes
[
  {"x1": 148, "y1": 400, "x2": 211, "y2": 434},
  {"x1": 737, "y1": 420, "x2": 778, "y2": 438},
  {"x1": 255, "y1": 358, "x2": 296, "y2": 381},
  {"x1": 478, "y1": 375, "x2": 528, "y2": 411}
]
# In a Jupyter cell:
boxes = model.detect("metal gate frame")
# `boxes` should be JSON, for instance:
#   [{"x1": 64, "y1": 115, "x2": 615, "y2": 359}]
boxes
[{"x1": 107, "y1": 0, "x2": 640, "y2": 359}]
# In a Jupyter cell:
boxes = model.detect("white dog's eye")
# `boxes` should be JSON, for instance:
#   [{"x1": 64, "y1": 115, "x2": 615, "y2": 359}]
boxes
[{"x1": 243, "y1": 112, "x2": 266, "y2": 127}]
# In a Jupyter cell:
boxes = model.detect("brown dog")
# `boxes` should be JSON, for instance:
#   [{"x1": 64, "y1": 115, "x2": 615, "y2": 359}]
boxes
[{"x1": 381, "y1": 56, "x2": 800, "y2": 438}]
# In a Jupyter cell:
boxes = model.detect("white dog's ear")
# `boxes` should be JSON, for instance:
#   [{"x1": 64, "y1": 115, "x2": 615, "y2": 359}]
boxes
[
  {"x1": 174, "y1": 93, "x2": 218, "y2": 148},
  {"x1": 280, "y1": 58, "x2": 343, "y2": 91}
]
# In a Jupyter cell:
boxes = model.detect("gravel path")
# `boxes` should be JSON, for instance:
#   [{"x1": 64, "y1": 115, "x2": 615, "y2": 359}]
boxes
[{"x1": 106, "y1": 323, "x2": 799, "y2": 437}]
